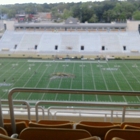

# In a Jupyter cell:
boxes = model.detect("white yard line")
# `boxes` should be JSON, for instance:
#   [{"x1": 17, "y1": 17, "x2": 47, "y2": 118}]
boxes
[
  {"x1": 41, "y1": 63, "x2": 59, "y2": 100},
  {"x1": 134, "y1": 64, "x2": 140, "y2": 102},
  {"x1": 55, "y1": 63, "x2": 67, "y2": 100},
  {"x1": 82, "y1": 62, "x2": 84, "y2": 101},
  {"x1": 123, "y1": 63, "x2": 140, "y2": 102},
  {"x1": 118, "y1": 66, "x2": 134, "y2": 91},
  {"x1": 69, "y1": 63, "x2": 75, "y2": 101},
  {"x1": 10, "y1": 62, "x2": 38, "y2": 99},
  {"x1": 27, "y1": 63, "x2": 48, "y2": 100},
  {"x1": 0, "y1": 61, "x2": 16, "y2": 79},
  {"x1": 106, "y1": 63, "x2": 121, "y2": 91},
  {"x1": 82, "y1": 62, "x2": 84, "y2": 90},
  {"x1": 28, "y1": 60, "x2": 107, "y2": 63},
  {"x1": 1, "y1": 61, "x2": 27, "y2": 98},
  {"x1": 122, "y1": 95, "x2": 127, "y2": 103},
  {"x1": 99, "y1": 63, "x2": 113, "y2": 102},
  {"x1": 90, "y1": 63, "x2": 98, "y2": 101},
  {"x1": 0, "y1": 61, "x2": 11, "y2": 71},
  {"x1": 118, "y1": 64, "x2": 134, "y2": 103},
  {"x1": 1, "y1": 60, "x2": 23, "y2": 98},
  {"x1": 90, "y1": 63, "x2": 96, "y2": 90}
]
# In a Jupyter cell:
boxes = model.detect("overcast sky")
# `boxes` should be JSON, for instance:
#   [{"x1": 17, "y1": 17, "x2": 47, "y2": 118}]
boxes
[{"x1": 0, "y1": 0, "x2": 103, "y2": 5}]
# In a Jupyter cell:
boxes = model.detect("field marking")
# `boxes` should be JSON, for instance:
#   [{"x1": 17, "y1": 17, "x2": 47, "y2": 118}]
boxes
[
  {"x1": 16, "y1": 64, "x2": 41, "y2": 100},
  {"x1": 11, "y1": 63, "x2": 36, "y2": 99},
  {"x1": 28, "y1": 60, "x2": 107, "y2": 63},
  {"x1": 0, "y1": 60, "x2": 20, "y2": 98},
  {"x1": 0, "y1": 60, "x2": 29, "y2": 98},
  {"x1": 0, "y1": 61, "x2": 16, "y2": 81},
  {"x1": 82, "y1": 62, "x2": 84, "y2": 90},
  {"x1": 106, "y1": 63, "x2": 121, "y2": 91},
  {"x1": 90, "y1": 63, "x2": 98, "y2": 101},
  {"x1": 99, "y1": 63, "x2": 112, "y2": 102},
  {"x1": 41, "y1": 63, "x2": 59, "y2": 100},
  {"x1": 55, "y1": 63, "x2": 67, "y2": 100},
  {"x1": 106, "y1": 63, "x2": 122, "y2": 102},
  {"x1": 122, "y1": 95, "x2": 127, "y2": 102},
  {"x1": 117, "y1": 63, "x2": 134, "y2": 102},
  {"x1": 82, "y1": 62, "x2": 84, "y2": 101},
  {"x1": 100, "y1": 65, "x2": 108, "y2": 90},
  {"x1": 118, "y1": 65, "x2": 134, "y2": 91},
  {"x1": 27, "y1": 63, "x2": 47, "y2": 100},
  {"x1": 134, "y1": 63, "x2": 140, "y2": 102},
  {"x1": 123, "y1": 63, "x2": 140, "y2": 102},
  {"x1": 69, "y1": 63, "x2": 75, "y2": 101}
]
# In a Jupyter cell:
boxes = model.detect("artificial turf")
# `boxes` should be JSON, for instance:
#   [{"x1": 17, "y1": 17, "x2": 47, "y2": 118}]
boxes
[{"x1": 0, "y1": 58, "x2": 140, "y2": 103}]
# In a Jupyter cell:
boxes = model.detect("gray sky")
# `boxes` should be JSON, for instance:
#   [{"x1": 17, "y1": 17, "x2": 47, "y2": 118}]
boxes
[{"x1": 1, "y1": 0, "x2": 103, "y2": 5}]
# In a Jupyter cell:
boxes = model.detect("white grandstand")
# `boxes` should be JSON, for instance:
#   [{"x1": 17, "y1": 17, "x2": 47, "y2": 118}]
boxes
[{"x1": 0, "y1": 31, "x2": 140, "y2": 56}]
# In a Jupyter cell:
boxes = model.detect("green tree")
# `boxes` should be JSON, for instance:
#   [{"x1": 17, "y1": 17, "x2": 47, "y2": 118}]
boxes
[
  {"x1": 62, "y1": 9, "x2": 72, "y2": 19},
  {"x1": 89, "y1": 14, "x2": 98, "y2": 23},
  {"x1": 133, "y1": 11, "x2": 140, "y2": 20}
]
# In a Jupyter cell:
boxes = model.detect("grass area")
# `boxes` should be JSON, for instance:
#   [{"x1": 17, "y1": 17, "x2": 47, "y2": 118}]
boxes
[{"x1": 0, "y1": 58, "x2": 140, "y2": 103}]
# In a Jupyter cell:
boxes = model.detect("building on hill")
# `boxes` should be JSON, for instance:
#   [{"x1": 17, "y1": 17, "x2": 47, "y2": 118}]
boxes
[
  {"x1": 14, "y1": 20, "x2": 127, "y2": 32},
  {"x1": 65, "y1": 17, "x2": 78, "y2": 24},
  {"x1": 13, "y1": 17, "x2": 140, "y2": 32},
  {"x1": 0, "y1": 14, "x2": 8, "y2": 20}
]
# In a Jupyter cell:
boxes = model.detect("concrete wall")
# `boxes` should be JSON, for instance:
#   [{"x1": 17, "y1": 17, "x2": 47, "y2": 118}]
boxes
[{"x1": 127, "y1": 20, "x2": 140, "y2": 31}]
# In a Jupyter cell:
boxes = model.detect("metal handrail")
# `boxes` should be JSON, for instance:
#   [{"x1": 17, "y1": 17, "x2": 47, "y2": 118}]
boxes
[
  {"x1": 35, "y1": 101, "x2": 140, "y2": 123},
  {"x1": 49, "y1": 107, "x2": 140, "y2": 122},
  {"x1": 30, "y1": 107, "x2": 45, "y2": 120},
  {"x1": 2, "y1": 100, "x2": 31, "y2": 120},
  {"x1": 47, "y1": 106, "x2": 115, "y2": 120},
  {"x1": 54, "y1": 111, "x2": 108, "y2": 120},
  {"x1": 8, "y1": 88, "x2": 140, "y2": 133},
  {"x1": 0, "y1": 100, "x2": 45, "y2": 128}
]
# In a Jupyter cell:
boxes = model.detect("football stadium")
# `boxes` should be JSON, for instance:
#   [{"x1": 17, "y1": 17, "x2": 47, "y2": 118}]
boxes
[{"x1": 0, "y1": 19, "x2": 140, "y2": 140}]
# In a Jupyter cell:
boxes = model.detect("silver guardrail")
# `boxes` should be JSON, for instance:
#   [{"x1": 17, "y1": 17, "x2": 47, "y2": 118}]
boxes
[
  {"x1": 0, "y1": 100, "x2": 45, "y2": 128},
  {"x1": 35, "y1": 101, "x2": 140, "y2": 123},
  {"x1": 8, "y1": 88, "x2": 140, "y2": 133},
  {"x1": 48, "y1": 106, "x2": 140, "y2": 122}
]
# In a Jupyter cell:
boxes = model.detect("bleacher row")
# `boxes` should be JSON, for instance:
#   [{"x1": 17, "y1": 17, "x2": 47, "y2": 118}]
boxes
[
  {"x1": 0, "y1": 31, "x2": 140, "y2": 53},
  {"x1": 1, "y1": 119, "x2": 140, "y2": 140}
]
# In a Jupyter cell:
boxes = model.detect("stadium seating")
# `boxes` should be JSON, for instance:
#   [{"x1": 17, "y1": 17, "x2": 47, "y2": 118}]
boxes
[
  {"x1": 120, "y1": 122, "x2": 140, "y2": 129},
  {"x1": 38, "y1": 119, "x2": 73, "y2": 125},
  {"x1": 0, "y1": 134, "x2": 19, "y2": 140},
  {"x1": 38, "y1": 33, "x2": 61, "y2": 52},
  {"x1": 111, "y1": 138, "x2": 125, "y2": 140},
  {"x1": 0, "y1": 134, "x2": 101, "y2": 140},
  {"x1": 0, "y1": 127, "x2": 8, "y2": 136},
  {"x1": 1, "y1": 31, "x2": 140, "y2": 54},
  {"x1": 16, "y1": 33, "x2": 42, "y2": 51},
  {"x1": 76, "y1": 124, "x2": 121, "y2": 140},
  {"x1": 79, "y1": 136, "x2": 101, "y2": 140},
  {"x1": 18, "y1": 127, "x2": 92, "y2": 140},
  {"x1": 123, "y1": 125, "x2": 140, "y2": 130},
  {"x1": 29, "y1": 122, "x2": 73, "y2": 129},
  {"x1": 4, "y1": 122, "x2": 27, "y2": 136},
  {"x1": 4, "y1": 119, "x2": 36, "y2": 126},
  {"x1": 104, "y1": 129, "x2": 140, "y2": 140},
  {"x1": 79, "y1": 121, "x2": 114, "y2": 126}
]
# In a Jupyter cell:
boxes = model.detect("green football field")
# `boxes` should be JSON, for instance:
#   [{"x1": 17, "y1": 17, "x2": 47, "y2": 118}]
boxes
[{"x1": 0, "y1": 58, "x2": 140, "y2": 103}]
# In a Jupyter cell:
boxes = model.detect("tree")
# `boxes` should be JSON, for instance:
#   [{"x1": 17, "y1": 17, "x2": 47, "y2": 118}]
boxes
[
  {"x1": 61, "y1": 9, "x2": 72, "y2": 19},
  {"x1": 89, "y1": 14, "x2": 98, "y2": 23},
  {"x1": 133, "y1": 11, "x2": 140, "y2": 20}
]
